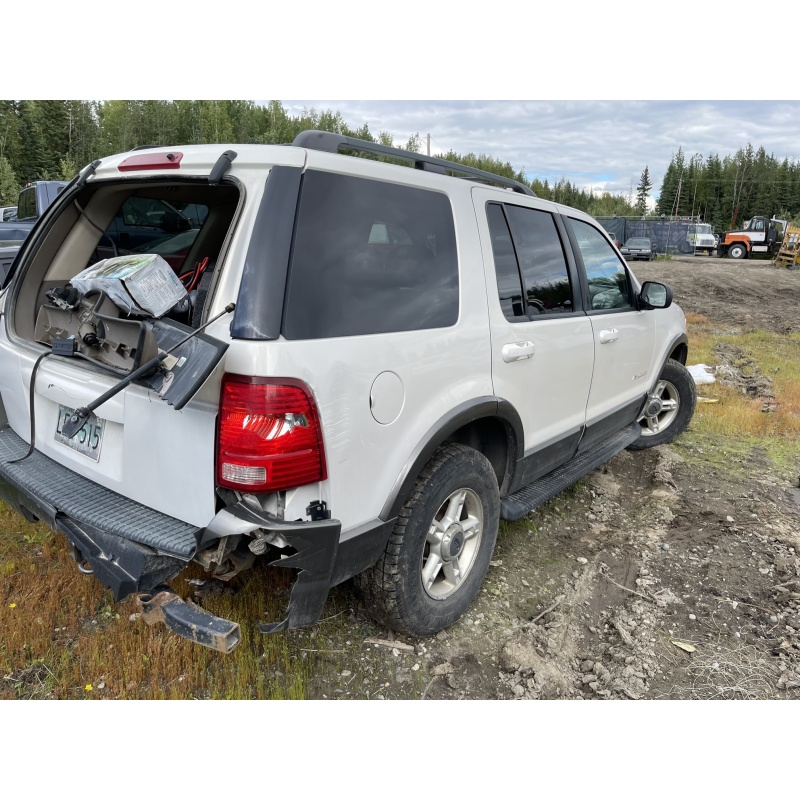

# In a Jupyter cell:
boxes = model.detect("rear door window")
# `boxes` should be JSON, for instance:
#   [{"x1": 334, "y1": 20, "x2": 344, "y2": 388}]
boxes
[
  {"x1": 283, "y1": 171, "x2": 458, "y2": 339},
  {"x1": 486, "y1": 201, "x2": 574, "y2": 319}
]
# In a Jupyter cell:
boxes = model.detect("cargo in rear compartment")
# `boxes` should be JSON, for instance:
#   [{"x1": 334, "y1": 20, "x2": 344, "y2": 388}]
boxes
[{"x1": 0, "y1": 177, "x2": 242, "y2": 527}]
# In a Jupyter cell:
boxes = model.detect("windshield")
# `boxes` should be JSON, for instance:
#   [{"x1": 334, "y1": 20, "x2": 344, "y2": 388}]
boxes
[
  {"x1": 625, "y1": 238, "x2": 651, "y2": 247},
  {"x1": 694, "y1": 224, "x2": 712, "y2": 235},
  {"x1": 131, "y1": 229, "x2": 200, "y2": 256}
]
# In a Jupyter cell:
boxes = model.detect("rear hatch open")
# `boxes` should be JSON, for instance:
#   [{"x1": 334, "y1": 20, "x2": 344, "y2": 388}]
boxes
[{"x1": 0, "y1": 153, "x2": 244, "y2": 528}]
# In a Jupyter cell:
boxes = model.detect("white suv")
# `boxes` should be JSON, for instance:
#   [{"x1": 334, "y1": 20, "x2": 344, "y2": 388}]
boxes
[{"x1": 0, "y1": 132, "x2": 695, "y2": 652}]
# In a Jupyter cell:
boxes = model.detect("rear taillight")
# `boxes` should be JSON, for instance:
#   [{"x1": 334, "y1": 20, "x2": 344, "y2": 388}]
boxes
[{"x1": 216, "y1": 375, "x2": 327, "y2": 492}]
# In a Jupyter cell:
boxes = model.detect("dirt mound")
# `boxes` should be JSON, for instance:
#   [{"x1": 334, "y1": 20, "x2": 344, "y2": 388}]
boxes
[{"x1": 712, "y1": 341, "x2": 777, "y2": 410}]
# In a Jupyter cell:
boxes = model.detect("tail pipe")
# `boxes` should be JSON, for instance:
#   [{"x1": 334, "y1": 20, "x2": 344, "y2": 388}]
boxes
[{"x1": 137, "y1": 585, "x2": 241, "y2": 654}]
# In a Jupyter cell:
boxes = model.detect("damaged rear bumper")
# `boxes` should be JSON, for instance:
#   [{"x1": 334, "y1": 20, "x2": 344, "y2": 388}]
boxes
[
  {"x1": 0, "y1": 424, "x2": 392, "y2": 651},
  {"x1": 211, "y1": 502, "x2": 342, "y2": 634},
  {"x1": 0, "y1": 425, "x2": 198, "y2": 599}
]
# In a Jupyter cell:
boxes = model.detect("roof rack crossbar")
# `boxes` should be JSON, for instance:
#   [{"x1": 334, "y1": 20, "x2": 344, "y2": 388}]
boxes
[{"x1": 292, "y1": 130, "x2": 535, "y2": 197}]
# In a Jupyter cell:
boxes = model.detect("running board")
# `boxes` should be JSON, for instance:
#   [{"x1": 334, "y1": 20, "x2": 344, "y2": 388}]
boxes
[{"x1": 501, "y1": 423, "x2": 641, "y2": 521}]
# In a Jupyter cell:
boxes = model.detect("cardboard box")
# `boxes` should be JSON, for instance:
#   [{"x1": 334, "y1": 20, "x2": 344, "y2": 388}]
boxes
[{"x1": 70, "y1": 254, "x2": 187, "y2": 317}]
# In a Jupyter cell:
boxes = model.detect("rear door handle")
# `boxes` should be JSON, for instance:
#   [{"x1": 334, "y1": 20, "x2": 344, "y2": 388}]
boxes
[
  {"x1": 599, "y1": 328, "x2": 619, "y2": 344},
  {"x1": 502, "y1": 341, "x2": 535, "y2": 362}
]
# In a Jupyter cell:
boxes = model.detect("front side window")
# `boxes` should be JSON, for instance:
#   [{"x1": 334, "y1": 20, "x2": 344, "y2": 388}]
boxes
[
  {"x1": 566, "y1": 217, "x2": 633, "y2": 311},
  {"x1": 487, "y1": 202, "x2": 573, "y2": 320},
  {"x1": 283, "y1": 171, "x2": 458, "y2": 339}
]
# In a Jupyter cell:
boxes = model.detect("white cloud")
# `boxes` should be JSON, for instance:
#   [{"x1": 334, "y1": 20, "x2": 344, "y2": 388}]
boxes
[{"x1": 281, "y1": 100, "x2": 800, "y2": 203}]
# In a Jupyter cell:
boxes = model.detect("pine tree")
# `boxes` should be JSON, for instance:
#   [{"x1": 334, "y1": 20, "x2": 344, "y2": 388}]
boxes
[
  {"x1": 635, "y1": 166, "x2": 652, "y2": 216},
  {"x1": 0, "y1": 155, "x2": 18, "y2": 205},
  {"x1": 657, "y1": 157, "x2": 678, "y2": 216},
  {"x1": 16, "y1": 101, "x2": 48, "y2": 181}
]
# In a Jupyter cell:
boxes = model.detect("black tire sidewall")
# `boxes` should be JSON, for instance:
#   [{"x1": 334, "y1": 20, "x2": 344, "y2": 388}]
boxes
[
  {"x1": 390, "y1": 446, "x2": 500, "y2": 636},
  {"x1": 628, "y1": 359, "x2": 697, "y2": 451}
]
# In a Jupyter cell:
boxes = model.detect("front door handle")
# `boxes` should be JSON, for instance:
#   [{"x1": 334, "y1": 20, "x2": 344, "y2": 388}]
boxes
[
  {"x1": 502, "y1": 341, "x2": 535, "y2": 362},
  {"x1": 599, "y1": 328, "x2": 619, "y2": 344}
]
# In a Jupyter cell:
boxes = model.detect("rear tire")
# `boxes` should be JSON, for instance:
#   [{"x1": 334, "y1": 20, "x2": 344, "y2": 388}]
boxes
[
  {"x1": 356, "y1": 444, "x2": 500, "y2": 637},
  {"x1": 628, "y1": 359, "x2": 696, "y2": 450},
  {"x1": 728, "y1": 243, "x2": 747, "y2": 260}
]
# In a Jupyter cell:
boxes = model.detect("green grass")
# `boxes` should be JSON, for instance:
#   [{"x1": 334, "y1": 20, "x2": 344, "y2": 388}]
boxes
[{"x1": 680, "y1": 319, "x2": 800, "y2": 486}]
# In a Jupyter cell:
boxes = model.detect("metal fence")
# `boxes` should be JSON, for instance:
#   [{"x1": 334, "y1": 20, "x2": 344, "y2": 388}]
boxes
[{"x1": 596, "y1": 218, "x2": 695, "y2": 255}]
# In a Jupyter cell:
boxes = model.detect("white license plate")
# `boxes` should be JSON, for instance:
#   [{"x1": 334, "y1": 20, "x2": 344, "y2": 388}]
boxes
[{"x1": 54, "y1": 405, "x2": 105, "y2": 461}]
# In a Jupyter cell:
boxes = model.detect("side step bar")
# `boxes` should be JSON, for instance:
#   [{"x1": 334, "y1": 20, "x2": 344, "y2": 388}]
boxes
[{"x1": 501, "y1": 423, "x2": 641, "y2": 521}]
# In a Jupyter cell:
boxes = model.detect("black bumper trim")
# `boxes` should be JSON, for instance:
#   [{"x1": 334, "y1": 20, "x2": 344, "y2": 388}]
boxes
[{"x1": 57, "y1": 517, "x2": 186, "y2": 601}]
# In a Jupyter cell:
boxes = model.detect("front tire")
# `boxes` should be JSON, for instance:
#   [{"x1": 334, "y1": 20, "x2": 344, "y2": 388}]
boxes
[
  {"x1": 356, "y1": 444, "x2": 500, "y2": 637},
  {"x1": 628, "y1": 359, "x2": 696, "y2": 450},
  {"x1": 729, "y1": 243, "x2": 747, "y2": 259}
]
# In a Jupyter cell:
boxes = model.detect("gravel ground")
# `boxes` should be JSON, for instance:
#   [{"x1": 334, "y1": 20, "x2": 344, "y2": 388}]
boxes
[{"x1": 292, "y1": 254, "x2": 800, "y2": 700}]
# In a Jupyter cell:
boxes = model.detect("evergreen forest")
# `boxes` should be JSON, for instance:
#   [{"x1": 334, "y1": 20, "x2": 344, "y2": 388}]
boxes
[{"x1": 2, "y1": 100, "x2": 798, "y2": 229}]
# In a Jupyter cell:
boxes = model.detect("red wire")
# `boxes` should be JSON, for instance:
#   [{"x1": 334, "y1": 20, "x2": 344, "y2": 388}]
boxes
[{"x1": 187, "y1": 256, "x2": 209, "y2": 292}]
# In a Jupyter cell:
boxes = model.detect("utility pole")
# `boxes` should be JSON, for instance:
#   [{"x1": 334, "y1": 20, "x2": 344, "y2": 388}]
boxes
[{"x1": 427, "y1": 133, "x2": 430, "y2": 157}]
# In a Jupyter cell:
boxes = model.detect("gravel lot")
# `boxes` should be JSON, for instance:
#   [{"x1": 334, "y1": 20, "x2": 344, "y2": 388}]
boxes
[{"x1": 293, "y1": 254, "x2": 800, "y2": 700}]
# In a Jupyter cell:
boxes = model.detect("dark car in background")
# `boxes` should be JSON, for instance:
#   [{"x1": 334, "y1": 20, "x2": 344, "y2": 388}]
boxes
[
  {"x1": 621, "y1": 237, "x2": 656, "y2": 261},
  {"x1": 0, "y1": 244, "x2": 21, "y2": 285},
  {"x1": 0, "y1": 225, "x2": 33, "y2": 244}
]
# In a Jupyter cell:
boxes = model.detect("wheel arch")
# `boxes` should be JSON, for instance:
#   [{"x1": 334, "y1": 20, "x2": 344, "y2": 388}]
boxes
[
  {"x1": 669, "y1": 339, "x2": 688, "y2": 366},
  {"x1": 727, "y1": 238, "x2": 750, "y2": 258},
  {"x1": 646, "y1": 333, "x2": 688, "y2": 397},
  {"x1": 379, "y1": 397, "x2": 523, "y2": 520}
]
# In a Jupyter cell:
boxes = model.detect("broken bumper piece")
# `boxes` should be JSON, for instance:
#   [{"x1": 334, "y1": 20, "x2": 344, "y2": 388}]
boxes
[
  {"x1": 213, "y1": 502, "x2": 342, "y2": 634},
  {"x1": 133, "y1": 506, "x2": 342, "y2": 652},
  {"x1": 138, "y1": 586, "x2": 241, "y2": 654}
]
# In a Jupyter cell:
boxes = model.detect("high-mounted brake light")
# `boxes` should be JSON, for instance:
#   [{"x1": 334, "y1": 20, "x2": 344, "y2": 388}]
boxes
[
  {"x1": 216, "y1": 375, "x2": 327, "y2": 492},
  {"x1": 118, "y1": 152, "x2": 183, "y2": 172}
]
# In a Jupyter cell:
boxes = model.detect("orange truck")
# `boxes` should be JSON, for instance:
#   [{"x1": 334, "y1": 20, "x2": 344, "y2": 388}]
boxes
[{"x1": 717, "y1": 215, "x2": 787, "y2": 259}]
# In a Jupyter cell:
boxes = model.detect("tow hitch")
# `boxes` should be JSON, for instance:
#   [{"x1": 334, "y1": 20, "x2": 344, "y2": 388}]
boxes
[{"x1": 137, "y1": 586, "x2": 241, "y2": 654}]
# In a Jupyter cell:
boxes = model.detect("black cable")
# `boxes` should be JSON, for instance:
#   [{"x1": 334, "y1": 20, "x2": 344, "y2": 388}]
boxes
[
  {"x1": 8, "y1": 351, "x2": 51, "y2": 464},
  {"x1": 74, "y1": 199, "x2": 118, "y2": 258}
]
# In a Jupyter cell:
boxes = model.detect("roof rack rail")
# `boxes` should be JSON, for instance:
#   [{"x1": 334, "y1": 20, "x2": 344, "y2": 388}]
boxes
[
  {"x1": 292, "y1": 130, "x2": 535, "y2": 197},
  {"x1": 131, "y1": 144, "x2": 165, "y2": 151}
]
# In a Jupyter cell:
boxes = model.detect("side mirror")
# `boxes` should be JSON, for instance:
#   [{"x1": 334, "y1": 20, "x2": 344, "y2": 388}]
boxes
[{"x1": 640, "y1": 281, "x2": 672, "y2": 309}]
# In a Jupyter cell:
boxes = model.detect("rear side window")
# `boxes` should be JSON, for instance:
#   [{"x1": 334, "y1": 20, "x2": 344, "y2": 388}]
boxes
[
  {"x1": 487, "y1": 202, "x2": 573, "y2": 319},
  {"x1": 283, "y1": 171, "x2": 458, "y2": 339},
  {"x1": 17, "y1": 187, "x2": 36, "y2": 220}
]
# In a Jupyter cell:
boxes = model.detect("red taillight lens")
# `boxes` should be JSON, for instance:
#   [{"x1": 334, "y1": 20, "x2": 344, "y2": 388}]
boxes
[{"x1": 216, "y1": 375, "x2": 327, "y2": 492}]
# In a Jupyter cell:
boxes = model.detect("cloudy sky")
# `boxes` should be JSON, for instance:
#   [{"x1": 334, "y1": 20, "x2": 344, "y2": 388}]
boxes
[
  {"x1": 13, "y1": 3, "x2": 800, "y2": 211},
  {"x1": 280, "y1": 101, "x2": 800, "y2": 204}
]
